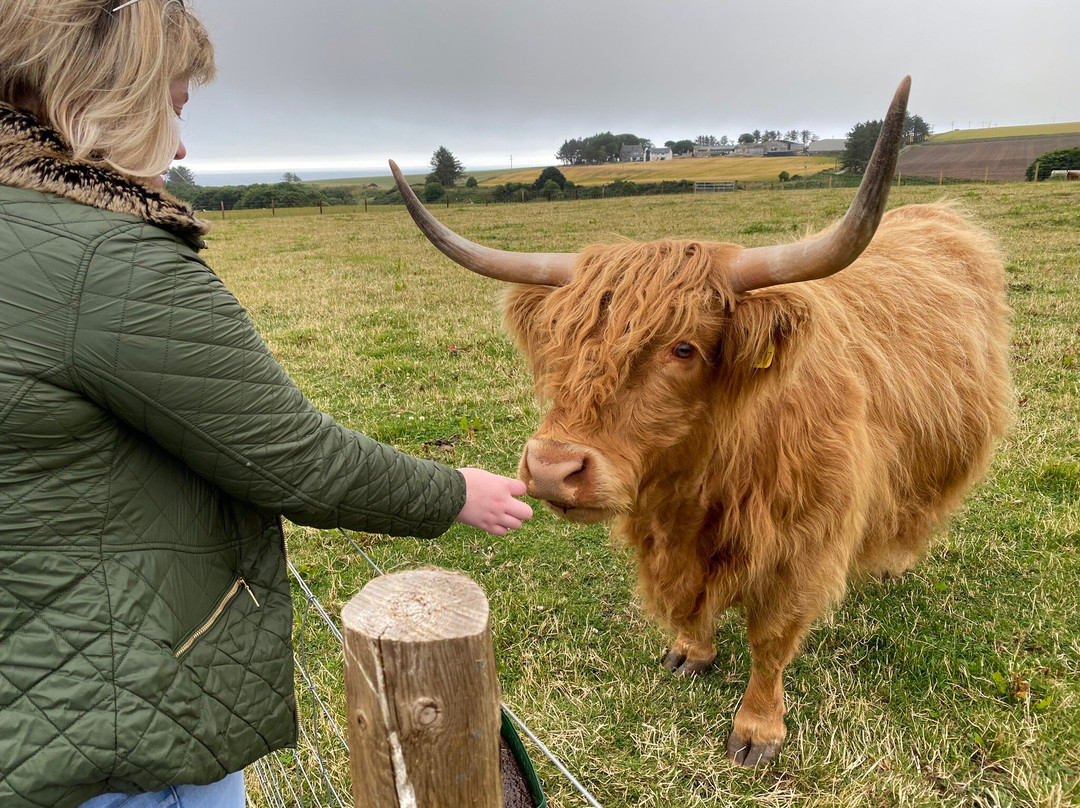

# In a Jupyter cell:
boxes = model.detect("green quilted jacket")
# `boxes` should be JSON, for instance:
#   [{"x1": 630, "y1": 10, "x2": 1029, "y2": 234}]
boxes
[{"x1": 0, "y1": 104, "x2": 466, "y2": 808}]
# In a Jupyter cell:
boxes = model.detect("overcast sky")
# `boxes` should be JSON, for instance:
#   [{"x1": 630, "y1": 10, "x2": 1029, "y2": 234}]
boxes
[{"x1": 181, "y1": 0, "x2": 1080, "y2": 178}]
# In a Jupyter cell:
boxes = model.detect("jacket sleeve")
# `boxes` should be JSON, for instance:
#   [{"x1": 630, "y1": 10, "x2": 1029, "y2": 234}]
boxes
[{"x1": 69, "y1": 223, "x2": 466, "y2": 539}]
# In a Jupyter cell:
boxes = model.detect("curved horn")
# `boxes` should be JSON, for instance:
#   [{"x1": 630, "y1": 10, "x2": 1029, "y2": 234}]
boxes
[
  {"x1": 728, "y1": 76, "x2": 911, "y2": 293},
  {"x1": 388, "y1": 160, "x2": 577, "y2": 286}
]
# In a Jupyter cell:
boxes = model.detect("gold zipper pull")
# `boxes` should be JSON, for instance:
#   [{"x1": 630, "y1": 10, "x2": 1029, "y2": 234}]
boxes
[{"x1": 238, "y1": 576, "x2": 261, "y2": 608}]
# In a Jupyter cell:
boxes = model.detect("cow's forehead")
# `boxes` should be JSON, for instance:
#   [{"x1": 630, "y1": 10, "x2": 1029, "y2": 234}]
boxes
[{"x1": 541, "y1": 241, "x2": 734, "y2": 336}]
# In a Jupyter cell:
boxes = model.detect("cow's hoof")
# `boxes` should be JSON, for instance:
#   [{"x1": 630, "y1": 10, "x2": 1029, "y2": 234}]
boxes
[
  {"x1": 661, "y1": 649, "x2": 713, "y2": 677},
  {"x1": 726, "y1": 731, "x2": 781, "y2": 767},
  {"x1": 661, "y1": 648, "x2": 686, "y2": 672}
]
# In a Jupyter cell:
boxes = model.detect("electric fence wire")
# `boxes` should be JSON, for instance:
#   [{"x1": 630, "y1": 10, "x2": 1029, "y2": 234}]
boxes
[
  {"x1": 335, "y1": 528, "x2": 603, "y2": 808},
  {"x1": 249, "y1": 527, "x2": 604, "y2": 807}
]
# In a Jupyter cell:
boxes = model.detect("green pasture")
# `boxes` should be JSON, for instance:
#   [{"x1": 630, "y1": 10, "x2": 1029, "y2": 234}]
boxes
[
  {"x1": 206, "y1": 183, "x2": 1080, "y2": 808},
  {"x1": 930, "y1": 121, "x2": 1080, "y2": 144}
]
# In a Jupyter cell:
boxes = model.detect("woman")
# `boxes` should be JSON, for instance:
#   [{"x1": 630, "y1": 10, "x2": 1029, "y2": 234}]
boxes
[{"x1": 0, "y1": 2, "x2": 532, "y2": 806}]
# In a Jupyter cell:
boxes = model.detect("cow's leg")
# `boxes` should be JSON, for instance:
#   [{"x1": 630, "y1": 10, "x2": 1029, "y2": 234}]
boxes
[
  {"x1": 633, "y1": 524, "x2": 734, "y2": 677},
  {"x1": 661, "y1": 609, "x2": 719, "y2": 677},
  {"x1": 726, "y1": 605, "x2": 815, "y2": 767},
  {"x1": 659, "y1": 575, "x2": 738, "y2": 677}
]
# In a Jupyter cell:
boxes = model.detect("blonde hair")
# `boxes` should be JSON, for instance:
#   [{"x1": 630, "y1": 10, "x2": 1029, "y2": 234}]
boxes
[{"x1": 0, "y1": 0, "x2": 215, "y2": 178}]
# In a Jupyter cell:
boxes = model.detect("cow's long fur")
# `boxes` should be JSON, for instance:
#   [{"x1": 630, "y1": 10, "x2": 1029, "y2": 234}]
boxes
[{"x1": 502, "y1": 202, "x2": 1011, "y2": 761}]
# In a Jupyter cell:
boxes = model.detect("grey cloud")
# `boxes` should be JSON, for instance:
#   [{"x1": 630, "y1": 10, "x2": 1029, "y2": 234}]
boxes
[{"x1": 182, "y1": 0, "x2": 1080, "y2": 174}]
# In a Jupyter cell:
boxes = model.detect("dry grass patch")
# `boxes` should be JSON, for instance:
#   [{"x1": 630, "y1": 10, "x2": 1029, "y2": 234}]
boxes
[{"x1": 491, "y1": 155, "x2": 836, "y2": 186}]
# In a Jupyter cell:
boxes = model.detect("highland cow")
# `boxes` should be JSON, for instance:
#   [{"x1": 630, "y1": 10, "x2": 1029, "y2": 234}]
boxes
[{"x1": 390, "y1": 77, "x2": 1011, "y2": 765}]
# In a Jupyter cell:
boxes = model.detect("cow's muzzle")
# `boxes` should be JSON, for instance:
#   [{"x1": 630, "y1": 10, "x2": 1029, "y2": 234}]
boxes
[{"x1": 519, "y1": 438, "x2": 626, "y2": 523}]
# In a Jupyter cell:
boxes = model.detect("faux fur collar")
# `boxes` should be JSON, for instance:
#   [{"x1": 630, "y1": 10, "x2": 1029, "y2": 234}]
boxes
[{"x1": 0, "y1": 102, "x2": 209, "y2": 249}]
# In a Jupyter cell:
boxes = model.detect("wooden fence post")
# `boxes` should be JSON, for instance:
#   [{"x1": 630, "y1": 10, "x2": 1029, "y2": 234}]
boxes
[
  {"x1": 1033, "y1": 161, "x2": 1040, "y2": 182},
  {"x1": 319, "y1": 200, "x2": 324, "y2": 214},
  {"x1": 220, "y1": 200, "x2": 225, "y2": 220},
  {"x1": 342, "y1": 569, "x2": 503, "y2": 808},
  {"x1": 271, "y1": 198, "x2": 276, "y2": 216}
]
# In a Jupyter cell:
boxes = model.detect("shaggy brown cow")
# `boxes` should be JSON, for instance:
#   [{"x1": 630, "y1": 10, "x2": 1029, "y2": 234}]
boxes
[{"x1": 390, "y1": 77, "x2": 1011, "y2": 765}]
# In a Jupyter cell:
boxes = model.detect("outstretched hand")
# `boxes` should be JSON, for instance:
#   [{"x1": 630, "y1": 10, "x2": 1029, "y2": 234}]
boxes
[{"x1": 455, "y1": 467, "x2": 533, "y2": 537}]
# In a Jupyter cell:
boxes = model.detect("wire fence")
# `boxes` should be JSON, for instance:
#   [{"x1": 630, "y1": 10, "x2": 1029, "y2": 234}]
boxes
[
  {"x1": 244, "y1": 529, "x2": 602, "y2": 808},
  {"x1": 172, "y1": 163, "x2": 1029, "y2": 219}
]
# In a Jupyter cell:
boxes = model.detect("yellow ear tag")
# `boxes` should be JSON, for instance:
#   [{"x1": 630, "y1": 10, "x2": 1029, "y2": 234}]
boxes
[{"x1": 753, "y1": 341, "x2": 776, "y2": 369}]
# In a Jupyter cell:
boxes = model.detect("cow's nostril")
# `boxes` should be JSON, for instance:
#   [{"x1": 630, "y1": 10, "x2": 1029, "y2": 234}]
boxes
[{"x1": 566, "y1": 457, "x2": 588, "y2": 481}]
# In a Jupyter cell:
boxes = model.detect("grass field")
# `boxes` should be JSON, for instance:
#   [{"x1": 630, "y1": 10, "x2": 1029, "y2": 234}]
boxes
[
  {"x1": 310, "y1": 155, "x2": 838, "y2": 191},
  {"x1": 491, "y1": 155, "x2": 837, "y2": 186},
  {"x1": 205, "y1": 183, "x2": 1080, "y2": 808},
  {"x1": 930, "y1": 122, "x2": 1080, "y2": 144},
  {"x1": 308, "y1": 165, "x2": 511, "y2": 190}
]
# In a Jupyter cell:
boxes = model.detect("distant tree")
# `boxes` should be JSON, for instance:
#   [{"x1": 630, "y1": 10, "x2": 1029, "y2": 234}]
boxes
[
  {"x1": 665, "y1": 139, "x2": 695, "y2": 155},
  {"x1": 784, "y1": 129, "x2": 799, "y2": 142},
  {"x1": 584, "y1": 132, "x2": 619, "y2": 164},
  {"x1": 1027, "y1": 147, "x2": 1080, "y2": 180},
  {"x1": 319, "y1": 186, "x2": 356, "y2": 205},
  {"x1": 281, "y1": 172, "x2": 302, "y2": 183},
  {"x1": 429, "y1": 146, "x2": 464, "y2": 187},
  {"x1": 556, "y1": 132, "x2": 651, "y2": 165},
  {"x1": 842, "y1": 119, "x2": 883, "y2": 173},
  {"x1": 542, "y1": 179, "x2": 562, "y2": 197},
  {"x1": 532, "y1": 166, "x2": 567, "y2": 191},
  {"x1": 168, "y1": 165, "x2": 196, "y2": 185},
  {"x1": 752, "y1": 129, "x2": 762, "y2": 143},
  {"x1": 423, "y1": 179, "x2": 444, "y2": 202},
  {"x1": 737, "y1": 133, "x2": 755, "y2": 144},
  {"x1": 556, "y1": 138, "x2": 585, "y2": 165},
  {"x1": 719, "y1": 135, "x2": 731, "y2": 146},
  {"x1": 164, "y1": 165, "x2": 199, "y2": 203},
  {"x1": 778, "y1": 171, "x2": 791, "y2": 182},
  {"x1": 617, "y1": 133, "x2": 652, "y2": 149},
  {"x1": 191, "y1": 185, "x2": 243, "y2": 211},
  {"x1": 465, "y1": 176, "x2": 478, "y2": 188},
  {"x1": 799, "y1": 129, "x2": 816, "y2": 144},
  {"x1": 903, "y1": 113, "x2": 932, "y2": 143},
  {"x1": 763, "y1": 130, "x2": 780, "y2": 143},
  {"x1": 695, "y1": 134, "x2": 719, "y2": 147},
  {"x1": 238, "y1": 181, "x2": 318, "y2": 210}
]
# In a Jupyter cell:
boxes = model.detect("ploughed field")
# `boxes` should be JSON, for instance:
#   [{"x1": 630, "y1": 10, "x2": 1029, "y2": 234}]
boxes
[
  {"x1": 898, "y1": 134, "x2": 1080, "y2": 182},
  {"x1": 208, "y1": 183, "x2": 1080, "y2": 808}
]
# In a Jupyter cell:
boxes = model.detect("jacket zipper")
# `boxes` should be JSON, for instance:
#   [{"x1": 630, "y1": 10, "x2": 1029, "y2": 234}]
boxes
[{"x1": 173, "y1": 575, "x2": 260, "y2": 659}]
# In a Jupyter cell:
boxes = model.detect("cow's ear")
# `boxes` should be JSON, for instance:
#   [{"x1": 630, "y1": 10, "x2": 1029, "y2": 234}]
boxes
[
  {"x1": 722, "y1": 287, "x2": 812, "y2": 377},
  {"x1": 500, "y1": 284, "x2": 555, "y2": 362}
]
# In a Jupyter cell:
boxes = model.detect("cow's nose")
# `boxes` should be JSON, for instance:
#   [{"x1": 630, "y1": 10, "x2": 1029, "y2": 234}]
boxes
[{"x1": 522, "y1": 439, "x2": 589, "y2": 505}]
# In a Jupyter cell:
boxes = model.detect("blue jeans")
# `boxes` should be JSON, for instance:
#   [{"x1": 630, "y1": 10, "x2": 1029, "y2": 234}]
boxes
[{"x1": 76, "y1": 771, "x2": 244, "y2": 808}]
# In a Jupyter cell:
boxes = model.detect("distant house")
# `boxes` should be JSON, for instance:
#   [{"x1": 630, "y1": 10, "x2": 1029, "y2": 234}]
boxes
[
  {"x1": 646, "y1": 146, "x2": 673, "y2": 161},
  {"x1": 619, "y1": 143, "x2": 645, "y2": 162},
  {"x1": 735, "y1": 139, "x2": 806, "y2": 157},
  {"x1": 807, "y1": 138, "x2": 846, "y2": 155},
  {"x1": 692, "y1": 144, "x2": 736, "y2": 158}
]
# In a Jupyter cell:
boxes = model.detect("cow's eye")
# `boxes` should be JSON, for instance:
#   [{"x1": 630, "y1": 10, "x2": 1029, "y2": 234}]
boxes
[{"x1": 672, "y1": 343, "x2": 695, "y2": 360}]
